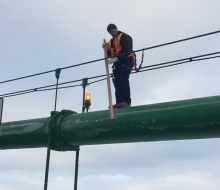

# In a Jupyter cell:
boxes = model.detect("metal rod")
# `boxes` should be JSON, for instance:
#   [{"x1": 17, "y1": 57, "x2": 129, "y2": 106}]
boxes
[
  {"x1": 82, "y1": 87, "x2": 85, "y2": 113},
  {"x1": 54, "y1": 78, "x2": 59, "y2": 111},
  {"x1": 43, "y1": 68, "x2": 61, "y2": 190},
  {"x1": 44, "y1": 127, "x2": 52, "y2": 190},
  {"x1": 82, "y1": 78, "x2": 88, "y2": 113},
  {"x1": 74, "y1": 148, "x2": 80, "y2": 190}
]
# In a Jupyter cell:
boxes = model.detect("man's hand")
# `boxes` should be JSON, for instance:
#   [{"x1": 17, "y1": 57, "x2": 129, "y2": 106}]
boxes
[
  {"x1": 107, "y1": 57, "x2": 118, "y2": 64},
  {"x1": 102, "y1": 42, "x2": 108, "y2": 49}
]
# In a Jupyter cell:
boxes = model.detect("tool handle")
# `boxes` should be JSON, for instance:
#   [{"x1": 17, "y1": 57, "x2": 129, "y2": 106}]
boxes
[{"x1": 103, "y1": 39, "x2": 114, "y2": 119}]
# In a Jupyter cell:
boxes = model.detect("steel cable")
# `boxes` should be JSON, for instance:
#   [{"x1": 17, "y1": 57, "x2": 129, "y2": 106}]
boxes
[
  {"x1": 0, "y1": 30, "x2": 220, "y2": 85},
  {"x1": 1, "y1": 53, "x2": 219, "y2": 99}
]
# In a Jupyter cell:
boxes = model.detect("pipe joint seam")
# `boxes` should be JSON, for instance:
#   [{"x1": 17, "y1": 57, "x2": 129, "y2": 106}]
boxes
[{"x1": 48, "y1": 110, "x2": 79, "y2": 151}]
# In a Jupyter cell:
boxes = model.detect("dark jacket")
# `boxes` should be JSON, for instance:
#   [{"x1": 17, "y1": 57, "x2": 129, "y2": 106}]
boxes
[{"x1": 107, "y1": 31, "x2": 133, "y2": 61}]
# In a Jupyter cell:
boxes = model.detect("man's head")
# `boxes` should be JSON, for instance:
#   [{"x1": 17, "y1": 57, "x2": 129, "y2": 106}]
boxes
[{"x1": 107, "y1": 24, "x2": 118, "y2": 37}]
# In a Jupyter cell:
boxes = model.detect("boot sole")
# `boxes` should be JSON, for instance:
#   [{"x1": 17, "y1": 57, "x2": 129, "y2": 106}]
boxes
[{"x1": 117, "y1": 105, "x2": 130, "y2": 108}]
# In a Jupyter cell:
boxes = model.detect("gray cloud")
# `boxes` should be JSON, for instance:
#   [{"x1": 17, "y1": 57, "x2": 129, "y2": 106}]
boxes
[{"x1": 1, "y1": 0, "x2": 220, "y2": 189}]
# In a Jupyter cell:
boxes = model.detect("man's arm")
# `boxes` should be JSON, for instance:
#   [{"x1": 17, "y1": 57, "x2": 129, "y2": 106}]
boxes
[{"x1": 117, "y1": 34, "x2": 133, "y2": 60}]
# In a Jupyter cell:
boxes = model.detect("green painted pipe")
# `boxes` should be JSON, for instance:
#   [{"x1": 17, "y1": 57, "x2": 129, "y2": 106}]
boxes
[{"x1": 1, "y1": 95, "x2": 220, "y2": 151}]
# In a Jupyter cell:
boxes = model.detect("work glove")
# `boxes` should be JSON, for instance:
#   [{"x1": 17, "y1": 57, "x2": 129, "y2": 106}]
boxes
[{"x1": 107, "y1": 57, "x2": 118, "y2": 64}]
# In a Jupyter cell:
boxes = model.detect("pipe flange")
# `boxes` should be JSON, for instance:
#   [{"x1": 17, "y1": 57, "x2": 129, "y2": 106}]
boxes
[{"x1": 46, "y1": 110, "x2": 79, "y2": 151}]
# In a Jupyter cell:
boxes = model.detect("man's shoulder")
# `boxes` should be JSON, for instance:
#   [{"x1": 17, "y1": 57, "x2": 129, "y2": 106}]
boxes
[
  {"x1": 121, "y1": 32, "x2": 132, "y2": 40},
  {"x1": 118, "y1": 30, "x2": 130, "y2": 36}
]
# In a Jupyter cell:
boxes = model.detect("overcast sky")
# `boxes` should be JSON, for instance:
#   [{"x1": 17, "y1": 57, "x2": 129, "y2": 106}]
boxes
[{"x1": 1, "y1": 0, "x2": 220, "y2": 189}]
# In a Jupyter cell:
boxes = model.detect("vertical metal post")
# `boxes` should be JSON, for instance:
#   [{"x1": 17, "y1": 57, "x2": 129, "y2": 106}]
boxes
[
  {"x1": 82, "y1": 78, "x2": 88, "y2": 113},
  {"x1": 44, "y1": 68, "x2": 61, "y2": 190},
  {"x1": 74, "y1": 78, "x2": 87, "y2": 190},
  {"x1": 0, "y1": 98, "x2": 4, "y2": 134},
  {"x1": 54, "y1": 68, "x2": 61, "y2": 111},
  {"x1": 74, "y1": 147, "x2": 80, "y2": 190},
  {"x1": 44, "y1": 127, "x2": 52, "y2": 190}
]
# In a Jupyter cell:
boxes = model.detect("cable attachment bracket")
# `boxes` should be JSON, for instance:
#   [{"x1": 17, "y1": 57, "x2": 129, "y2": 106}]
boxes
[
  {"x1": 55, "y1": 68, "x2": 62, "y2": 80},
  {"x1": 134, "y1": 48, "x2": 144, "y2": 72}
]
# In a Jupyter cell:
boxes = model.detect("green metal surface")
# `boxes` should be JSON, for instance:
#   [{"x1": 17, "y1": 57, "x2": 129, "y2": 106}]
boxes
[
  {"x1": 1, "y1": 95, "x2": 220, "y2": 151},
  {"x1": 0, "y1": 117, "x2": 48, "y2": 149}
]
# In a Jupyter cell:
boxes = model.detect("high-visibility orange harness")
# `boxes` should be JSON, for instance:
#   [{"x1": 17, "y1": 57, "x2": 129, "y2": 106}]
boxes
[
  {"x1": 133, "y1": 49, "x2": 144, "y2": 72},
  {"x1": 108, "y1": 33, "x2": 144, "y2": 72}
]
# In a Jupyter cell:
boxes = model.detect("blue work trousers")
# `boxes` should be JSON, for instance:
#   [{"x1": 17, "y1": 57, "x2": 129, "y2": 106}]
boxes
[{"x1": 113, "y1": 58, "x2": 134, "y2": 104}]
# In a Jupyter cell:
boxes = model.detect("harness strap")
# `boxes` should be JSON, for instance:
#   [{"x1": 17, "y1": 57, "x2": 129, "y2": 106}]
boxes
[{"x1": 133, "y1": 49, "x2": 144, "y2": 72}]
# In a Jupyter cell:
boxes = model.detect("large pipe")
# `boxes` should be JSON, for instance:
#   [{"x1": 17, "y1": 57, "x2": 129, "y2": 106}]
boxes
[{"x1": 1, "y1": 95, "x2": 220, "y2": 151}]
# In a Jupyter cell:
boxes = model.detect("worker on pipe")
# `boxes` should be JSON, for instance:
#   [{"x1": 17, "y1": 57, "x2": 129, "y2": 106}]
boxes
[{"x1": 102, "y1": 24, "x2": 134, "y2": 109}]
